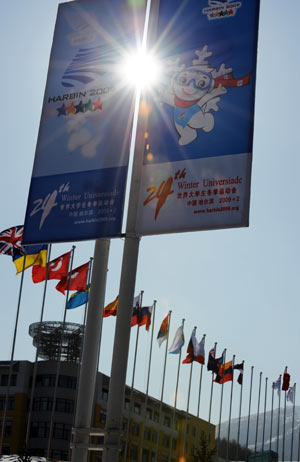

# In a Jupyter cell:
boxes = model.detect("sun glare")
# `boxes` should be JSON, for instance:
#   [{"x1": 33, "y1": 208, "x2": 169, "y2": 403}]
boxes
[{"x1": 121, "y1": 50, "x2": 161, "y2": 90}]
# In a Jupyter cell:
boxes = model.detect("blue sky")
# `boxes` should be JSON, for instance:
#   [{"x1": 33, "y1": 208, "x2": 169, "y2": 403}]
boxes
[{"x1": 0, "y1": 0, "x2": 300, "y2": 437}]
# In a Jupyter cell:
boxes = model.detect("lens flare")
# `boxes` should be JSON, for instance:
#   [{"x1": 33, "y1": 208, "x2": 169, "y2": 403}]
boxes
[{"x1": 121, "y1": 50, "x2": 161, "y2": 89}]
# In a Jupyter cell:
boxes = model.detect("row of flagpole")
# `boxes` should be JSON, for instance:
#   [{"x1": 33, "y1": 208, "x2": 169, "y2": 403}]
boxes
[{"x1": 0, "y1": 230, "x2": 298, "y2": 461}]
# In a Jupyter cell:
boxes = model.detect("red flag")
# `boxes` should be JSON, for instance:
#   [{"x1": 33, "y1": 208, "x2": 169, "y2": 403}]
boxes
[
  {"x1": 214, "y1": 361, "x2": 233, "y2": 384},
  {"x1": 282, "y1": 372, "x2": 290, "y2": 391},
  {"x1": 56, "y1": 262, "x2": 89, "y2": 295},
  {"x1": 103, "y1": 296, "x2": 119, "y2": 317},
  {"x1": 32, "y1": 251, "x2": 71, "y2": 283}
]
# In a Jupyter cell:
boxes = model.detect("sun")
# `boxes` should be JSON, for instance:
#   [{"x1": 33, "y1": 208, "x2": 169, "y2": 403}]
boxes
[{"x1": 120, "y1": 49, "x2": 161, "y2": 90}]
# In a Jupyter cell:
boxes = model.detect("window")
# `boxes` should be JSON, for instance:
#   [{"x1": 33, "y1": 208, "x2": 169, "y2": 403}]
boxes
[
  {"x1": 153, "y1": 411, "x2": 159, "y2": 422},
  {"x1": 192, "y1": 426, "x2": 196, "y2": 437},
  {"x1": 33, "y1": 397, "x2": 53, "y2": 411},
  {"x1": 144, "y1": 427, "x2": 151, "y2": 441},
  {"x1": 50, "y1": 450, "x2": 68, "y2": 460},
  {"x1": 101, "y1": 388, "x2": 108, "y2": 401},
  {"x1": 162, "y1": 435, "x2": 169, "y2": 448},
  {"x1": 58, "y1": 375, "x2": 77, "y2": 389},
  {"x1": 161, "y1": 456, "x2": 168, "y2": 462},
  {"x1": 142, "y1": 449, "x2": 149, "y2": 462},
  {"x1": 0, "y1": 397, "x2": 14, "y2": 410},
  {"x1": 134, "y1": 403, "x2": 141, "y2": 415},
  {"x1": 0, "y1": 375, "x2": 17, "y2": 387},
  {"x1": 56, "y1": 398, "x2": 74, "y2": 413},
  {"x1": 132, "y1": 423, "x2": 139, "y2": 436},
  {"x1": 152, "y1": 431, "x2": 158, "y2": 443},
  {"x1": 124, "y1": 398, "x2": 130, "y2": 410},
  {"x1": 130, "y1": 444, "x2": 138, "y2": 460},
  {"x1": 122, "y1": 418, "x2": 128, "y2": 431},
  {"x1": 146, "y1": 408, "x2": 152, "y2": 420},
  {"x1": 99, "y1": 411, "x2": 106, "y2": 424},
  {"x1": 163, "y1": 416, "x2": 171, "y2": 427},
  {"x1": 53, "y1": 423, "x2": 71, "y2": 440},
  {"x1": 30, "y1": 422, "x2": 49, "y2": 438},
  {"x1": 172, "y1": 438, "x2": 177, "y2": 450},
  {"x1": 187, "y1": 424, "x2": 189, "y2": 433},
  {"x1": 35, "y1": 375, "x2": 56, "y2": 387}
]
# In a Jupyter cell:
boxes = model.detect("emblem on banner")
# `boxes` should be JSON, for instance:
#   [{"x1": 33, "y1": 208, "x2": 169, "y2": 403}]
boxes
[
  {"x1": 203, "y1": 1, "x2": 242, "y2": 20},
  {"x1": 158, "y1": 45, "x2": 250, "y2": 146}
]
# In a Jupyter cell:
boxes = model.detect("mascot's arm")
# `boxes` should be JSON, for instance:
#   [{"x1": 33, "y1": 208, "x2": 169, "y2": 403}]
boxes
[{"x1": 198, "y1": 84, "x2": 226, "y2": 111}]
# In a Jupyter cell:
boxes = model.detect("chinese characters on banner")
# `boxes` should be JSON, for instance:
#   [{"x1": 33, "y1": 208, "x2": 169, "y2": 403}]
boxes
[
  {"x1": 23, "y1": 0, "x2": 144, "y2": 244},
  {"x1": 135, "y1": 0, "x2": 260, "y2": 236}
]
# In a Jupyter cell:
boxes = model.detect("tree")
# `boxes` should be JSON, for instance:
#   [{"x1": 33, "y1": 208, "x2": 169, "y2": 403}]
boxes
[{"x1": 193, "y1": 433, "x2": 216, "y2": 462}]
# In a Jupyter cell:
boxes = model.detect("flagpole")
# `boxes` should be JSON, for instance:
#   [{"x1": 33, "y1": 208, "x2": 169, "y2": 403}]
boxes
[
  {"x1": 182, "y1": 327, "x2": 197, "y2": 461},
  {"x1": 269, "y1": 382, "x2": 275, "y2": 452},
  {"x1": 297, "y1": 427, "x2": 300, "y2": 462},
  {"x1": 282, "y1": 367, "x2": 288, "y2": 462},
  {"x1": 254, "y1": 371, "x2": 263, "y2": 458},
  {"x1": 216, "y1": 349, "x2": 226, "y2": 457},
  {"x1": 290, "y1": 383, "x2": 296, "y2": 462},
  {"x1": 124, "y1": 290, "x2": 144, "y2": 460},
  {"x1": 155, "y1": 310, "x2": 172, "y2": 462},
  {"x1": 25, "y1": 244, "x2": 52, "y2": 448},
  {"x1": 262, "y1": 376, "x2": 268, "y2": 455},
  {"x1": 168, "y1": 318, "x2": 185, "y2": 462},
  {"x1": 276, "y1": 374, "x2": 282, "y2": 456},
  {"x1": 0, "y1": 252, "x2": 27, "y2": 456},
  {"x1": 235, "y1": 360, "x2": 244, "y2": 462},
  {"x1": 245, "y1": 365, "x2": 254, "y2": 455},
  {"x1": 226, "y1": 354, "x2": 235, "y2": 462},
  {"x1": 47, "y1": 246, "x2": 75, "y2": 459},
  {"x1": 207, "y1": 342, "x2": 217, "y2": 445},
  {"x1": 196, "y1": 334, "x2": 206, "y2": 419},
  {"x1": 139, "y1": 300, "x2": 156, "y2": 462}
]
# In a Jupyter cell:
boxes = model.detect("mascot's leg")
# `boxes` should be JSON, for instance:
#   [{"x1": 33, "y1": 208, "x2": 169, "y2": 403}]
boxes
[
  {"x1": 189, "y1": 111, "x2": 214, "y2": 133},
  {"x1": 177, "y1": 125, "x2": 197, "y2": 146}
]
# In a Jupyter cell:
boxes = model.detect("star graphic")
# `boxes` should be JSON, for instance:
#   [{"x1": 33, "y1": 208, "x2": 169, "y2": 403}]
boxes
[
  {"x1": 93, "y1": 97, "x2": 103, "y2": 111},
  {"x1": 57, "y1": 103, "x2": 66, "y2": 116},
  {"x1": 66, "y1": 102, "x2": 76, "y2": 115},
  {"x1": 84, "y1": 99, "x2": 93, "y2": 112},
  {"x1": 75, "y1": 101, "x2": 84, "y2": 114}
]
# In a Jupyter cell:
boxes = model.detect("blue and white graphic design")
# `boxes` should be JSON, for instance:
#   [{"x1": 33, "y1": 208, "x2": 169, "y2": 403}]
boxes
[{"x1": 24, "y1": 0, "x2": 143, "y2": 244}]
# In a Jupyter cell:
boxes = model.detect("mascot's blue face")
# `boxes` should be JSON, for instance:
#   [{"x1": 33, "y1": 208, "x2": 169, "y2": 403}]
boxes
[{"x1": 173, "y1": 68, "x2": 214, "y2": 101}]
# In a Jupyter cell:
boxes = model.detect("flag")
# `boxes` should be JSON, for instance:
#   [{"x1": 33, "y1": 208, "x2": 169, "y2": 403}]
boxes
[
  {"x1": 67, "y1": 288, "x2": 90, "y2": 309},
  {"x1": 182, "y1": 330, "x2": 205, "y2": 364},
  {"x1": 13, "y1": 245, "x2": 48, "y2": 274},
  {"x1": 131, "y1": 295, "x2": 141, "y2": 327},
  {"x1": 272, "y1": 376, "x2": 281, "y2": 396},
  {"x1": 282, "y1": 371, "x2": 290, "y2": 391},
  {"x1": 32, "y1": 251, "x2": 71, "y2": 283},
  {"x1": 207, "y1": 347, "x2": 224, "y2": 373},
  {"x1": 234, "y1": 362, "x2": 244, "y2": 385},
  {"x1": 287, "y1": 385, "x2": 295, "y2": 404},
  {"x1": 157, "y1": 314, "x2": 169, "y2": 347},
  {"x1": 56, "y1": 262, "x2": 89, "y2": 295},
  {"x1": 0, "y1": 225, "x2": 24, "y2": 256},
  {"x1": 169, "y1": 325, "x2": 184, "y2": 354},
  {"x1": 214, "y1": 360, "x2": 233, "y2": 384},
  {"x1": 138, "y1": 306, "x2": 153, "y2": 331},
  {"x1": 103, "y1": 296, "x2": 118, "y2": 317}
]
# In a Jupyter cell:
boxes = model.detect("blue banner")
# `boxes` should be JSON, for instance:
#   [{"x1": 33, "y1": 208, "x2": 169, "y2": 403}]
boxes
[
  {"x1": 23, "y1": 0, "x2": 144, "y2": 244},
  {"x1": 136, "y1": 0, "x2": 260, "y2": 235}
]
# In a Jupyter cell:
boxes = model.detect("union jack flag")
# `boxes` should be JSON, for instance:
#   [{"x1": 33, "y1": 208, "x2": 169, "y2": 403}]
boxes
[{"x1": 0, "y1": 225, "x2": 24, "y2": 256}]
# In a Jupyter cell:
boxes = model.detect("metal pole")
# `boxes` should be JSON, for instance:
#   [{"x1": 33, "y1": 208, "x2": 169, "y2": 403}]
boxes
[
  {"x1": 276, "y1": 375, "x2": 282, "y2": 456},
  {"x1": 0, "y1": 253, "x2": 27, "y2": 456},
  {"x1": 269, "y1": 382, "x2": 274, "y2": 452},
  {"x1": 208, "y1": 343, "x2": 217, "y2": 428},
  {"x1": 254, "y1": 372, "x2": 263, "y2": 457},
  {"x1": 139, "y1": 301, "x2": 156, "y2": 462},
  {"x1": 290, "y1": 384, "x2": 296, "y2": 462},
  {"x1": 226, "y1": 355, "x2": 235, "y2": 462},
  {"x1": 297, "y1": 428, "x2": 300, "y2": 462},
  {"x1": 262, "y1": 377, "x2": 268, "y2": 455},
  {"x1": 71, "y1": 238, "x2": 110, "y2": 462},
  {"x1": 155, "y1": 311, "x2": 172, "y2": 462},
  {"x1": 182, "y1": 327, "x2": 197, "y2": 461},
  {"x1": 217, "y1": 349, "x2": 226, "y2": 445},
  {"x1": 282, "y1": 368, "x2": 288, "y2": 462},
  {"x1": 196, "y1": 334, "x2": 206, "y2": 419},
  {"x1": 103, "y1": 0, "x2": 160, "y2": 458},
  {"x1": 47, "y1": 246, "x2": 75, "y2": 459},
  {"x1": 245, "y1": 366, "x2": 254, "y2": 454},
  {"x1": 25, "y1": 244, "x2": 52, "y2": 447},
  {"x1": 235, "y1": 361, "x2": 244, "y2": 462},
  {"x1": 124, "y1": 291, "x2": 144, "y2": 460}
]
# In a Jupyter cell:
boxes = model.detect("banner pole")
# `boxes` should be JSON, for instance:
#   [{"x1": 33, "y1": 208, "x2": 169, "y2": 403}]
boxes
[
  {"x1": 217, "y1": 348, "x2": 226, "y2": 453},
  {"x1": 47, "y1": 246, "x2": 75, "y2": 459},
  {"x1": 139, "y1": 300, "x2": 156, "y2": 462},
  {"x1": 254, "y1": 371, "x2": 262, "y2": 458},
  {"x1": 207, "y1": 342, "x2": 217, "y2": 440},
  {"x1": 245, "y1": 366, "x2": 254, "y2": 454},
  {"x1": 269, "y1": 382, "x2": 275, "y2": 452},
  {"x1": 25, "y1": 244, "x2": 52, "y2": 448},
  {"x1": 196, "y1": 334, "x2": 206, "y2": 419},
  {"x1": 226, "y1": 354, "x2": 235, "y2": 462},
  {"x1": 102, "y1": 0, "x2": 160, "y2": 459},
  {"x1": 276, "y1": 374, "x2": 282, "y2": 456},
  {"x1": 124, "y1": 291, "x2": 144, "y2": 460},
  {"x1": 290, "y1": 383, "x2": 296, "y2": 462},
  {"x1": 262, "y1": 377, "x2": 268, "y2": 455},
  {"x1": 235, "y1": 360, "x2": 244, "y2": 461},
  {"x1": 0, "y1": 252, "x2": 27, "y2": 456},
  {"x1": 182, "y1": 328, "x2": 196, "y2": 461},
  {"x1": 282, "y1": 367, "x2": 288, "y2": 462}
]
